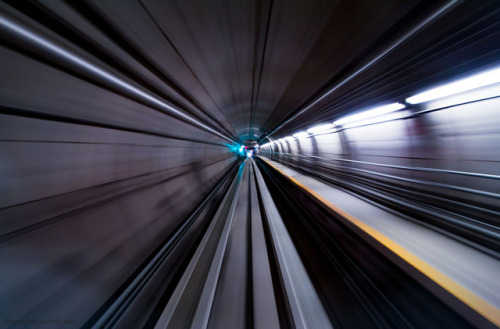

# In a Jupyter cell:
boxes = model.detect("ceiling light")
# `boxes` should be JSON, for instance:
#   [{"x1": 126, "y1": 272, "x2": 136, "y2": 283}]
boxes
[
  {"x1": 341, "y1": 111, "x2": 404, "y2": 128},
  {"x1": 334, "y1": 102, "x2": 405, "y2": 126},
  {"x1": 406, "y1": 66, "x2": 500, "y2": 104},
  {"x1": 306, "y1": 123, "x2": 334, "y2": 133},
  {"x1": 293, "y1": 131, "x2": 309, "y2": 139}
]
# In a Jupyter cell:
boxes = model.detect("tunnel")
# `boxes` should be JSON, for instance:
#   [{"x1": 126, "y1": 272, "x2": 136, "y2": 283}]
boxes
[{"x1": 1, "y1": 0, "x2": 500, "y2": 328}]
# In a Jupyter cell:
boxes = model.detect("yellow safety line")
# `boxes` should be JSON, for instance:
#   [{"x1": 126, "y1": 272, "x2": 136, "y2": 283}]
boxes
[{"x1": 259, "y1": 157, "x2": 500, "y2": 328}]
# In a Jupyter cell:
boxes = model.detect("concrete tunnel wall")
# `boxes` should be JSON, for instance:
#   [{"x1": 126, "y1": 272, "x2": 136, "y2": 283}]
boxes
[{"x1": 0, "y1": 25, "x2": 237, "y2": 326}]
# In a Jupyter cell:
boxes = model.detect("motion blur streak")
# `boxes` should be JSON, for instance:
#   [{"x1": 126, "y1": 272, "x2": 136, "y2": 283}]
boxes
[
  {"x1": 0, "y1": 12, "x2": 234, "y2": 143},
  {"x1": 1, "y1": 1, "x2": 499, "y2": 329}
]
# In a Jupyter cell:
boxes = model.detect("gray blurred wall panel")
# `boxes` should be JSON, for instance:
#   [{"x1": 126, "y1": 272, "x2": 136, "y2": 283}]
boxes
[{"x1": 0, "y1": 7, "x2": 237, "y2": 326}]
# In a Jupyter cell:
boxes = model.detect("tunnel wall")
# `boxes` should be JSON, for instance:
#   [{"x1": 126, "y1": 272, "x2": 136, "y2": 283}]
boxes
[
  {"x1": 260, "y1": 96, "x2": 500, "y2": 249},
  {"x1": 0, "y1": 6, "x2": 238, "y2": 325}
]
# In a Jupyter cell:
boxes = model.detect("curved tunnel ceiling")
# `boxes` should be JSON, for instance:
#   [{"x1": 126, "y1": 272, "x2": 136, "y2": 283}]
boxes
[{"x1": 3, "y1": 0, "x2": 500, "y2": 144}]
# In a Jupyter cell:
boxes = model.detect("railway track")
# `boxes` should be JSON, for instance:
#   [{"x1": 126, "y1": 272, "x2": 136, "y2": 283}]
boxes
[{"x1": 83, "y1": 158, "x2": 492, "y2": 329}]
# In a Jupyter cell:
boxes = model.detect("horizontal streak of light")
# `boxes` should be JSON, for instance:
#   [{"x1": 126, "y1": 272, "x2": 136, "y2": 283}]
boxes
[{"x1": 0, "y1": 13, "x2": 234, "y2": 144}]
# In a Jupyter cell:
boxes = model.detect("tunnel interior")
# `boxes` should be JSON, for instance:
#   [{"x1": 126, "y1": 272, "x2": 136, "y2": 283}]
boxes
[{"x1": 1, "y1": 1, "x2": 500, "y2": 328}]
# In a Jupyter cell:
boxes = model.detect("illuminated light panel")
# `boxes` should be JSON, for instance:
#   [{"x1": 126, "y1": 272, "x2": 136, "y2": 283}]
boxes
[
  {"x1": 424, "y1": 83, "x2": 500, "y2": 110},
  {"x1": 406, "y1": 67, "x2": 500, "y2": 104},
  {"x1": 341, "y1": 111, "x2": 404, "y2": 129},
  {"x1": 285, "y1": 136, "x2": 295, "y2": 141},
  {"x1": 278, "y1": 139, "x2": 286, "y2": 143},
  {"x1": 334, "y1": 102, "x2": 405, "y2": 126},
  {"x1": 306, "y1": 123, "x2": 334, "y2": 133},
  {"x1": 293, "y1": 131, "x2": 310, "y2": 139}
]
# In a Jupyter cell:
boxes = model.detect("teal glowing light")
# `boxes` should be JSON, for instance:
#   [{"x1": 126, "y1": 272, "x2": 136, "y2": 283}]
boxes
[{"x1": 228, "y1": 144, "x2": 248, "y2": 156}]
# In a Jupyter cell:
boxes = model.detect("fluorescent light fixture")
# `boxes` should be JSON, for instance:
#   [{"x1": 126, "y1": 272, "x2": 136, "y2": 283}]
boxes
[
  {"x1": 306, "y1": 123, "x2": 334, "y2": 133},
  {"x1": 293, "y1": 131, "x2": 309, "y2": 139},
  {"x1": 341, "y1": 111, "x2": 404, "y2": 128},
  {"x1": 285, "y1": 136, "x2": 295, "y2": 141},
  {"x1": 334, "y1": 102, "x2": 405, "y2": 126},
  {"x1": 278, "y1": 139, "x2": 286, "y2": 143},
  {"x1": 406, "y1": 67, "x2": 500, "y2": 104}
]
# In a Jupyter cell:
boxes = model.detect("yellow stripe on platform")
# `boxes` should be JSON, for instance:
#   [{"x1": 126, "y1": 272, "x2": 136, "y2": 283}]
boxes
[{"x1": 259, "y1": 157, "x2": 500, "y2": 328}]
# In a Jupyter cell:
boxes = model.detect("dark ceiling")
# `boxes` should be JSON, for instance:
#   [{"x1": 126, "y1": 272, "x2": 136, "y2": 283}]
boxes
[{"x1": 5, "y1": 0, "x2": 500, "y2": 144}]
